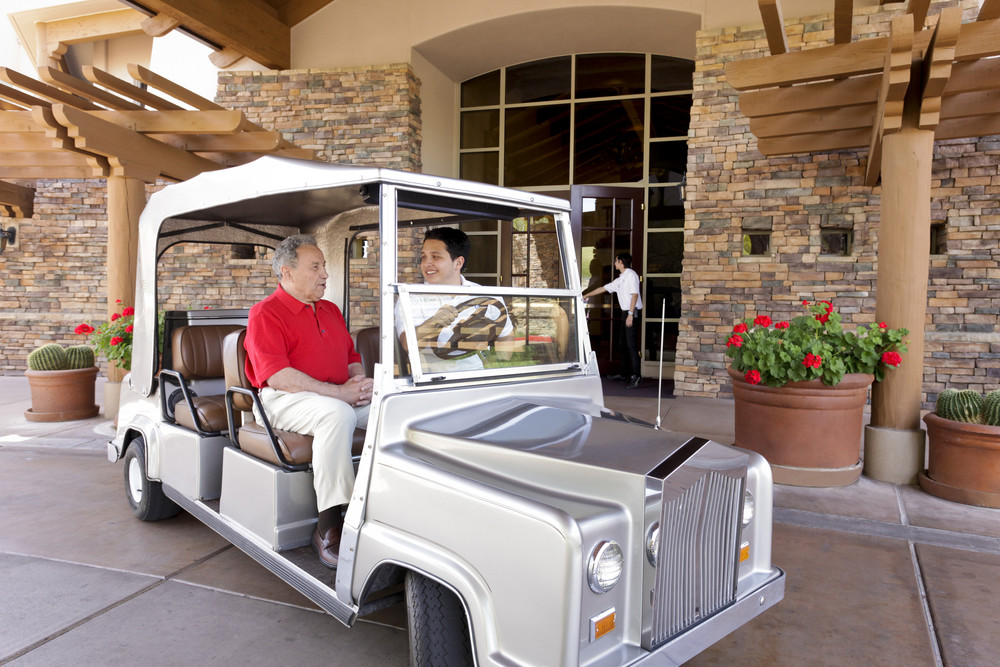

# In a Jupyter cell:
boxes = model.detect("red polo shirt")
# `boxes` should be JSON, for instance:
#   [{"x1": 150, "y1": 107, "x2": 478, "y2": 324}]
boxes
[{"x1": 244, "y1": 286, "x2": 361, "y2": 389}]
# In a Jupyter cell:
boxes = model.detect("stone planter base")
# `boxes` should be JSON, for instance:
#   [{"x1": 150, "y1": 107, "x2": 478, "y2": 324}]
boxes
[
  {"x1": 772, "y1": 459, "x2": 863, "y2": 487},
  {"x1": 24, "y1": 367, "x2": 100, "y2": 422},
  {"x1": 918, "y1": 471, "x2": 1000, "y2": 509},
  {"x1": 863, "y1": 425, "x2": 926, "y2": 485}
]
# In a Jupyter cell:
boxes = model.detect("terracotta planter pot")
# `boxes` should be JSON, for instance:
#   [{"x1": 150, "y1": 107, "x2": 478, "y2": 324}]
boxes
[
  {"x1": 728, "y1": 368, "x2": 873, "y2": 487},
  {"x1": 919, "y1": 413, "x2": 1000, "y2": 508},
  {"x1": 24, "y1": 367, "x2": 100, "y2": 422}
]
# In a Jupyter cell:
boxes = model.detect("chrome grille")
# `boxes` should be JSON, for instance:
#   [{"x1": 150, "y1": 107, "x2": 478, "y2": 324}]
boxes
[{"x1": 649, "y1": 469, "x2": 743, "y2": 645}]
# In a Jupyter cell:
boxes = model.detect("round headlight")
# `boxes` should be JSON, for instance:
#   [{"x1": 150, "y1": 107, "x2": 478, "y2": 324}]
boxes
[
  {"x1": 588, "y1": 540, "x2": 624, "y2": 593},
  {"x1": 742, "y1": 489, "x2": 755, "y2": 527},
  {"x1": 645, "y1": 523, "x2": 660, "y2": 567}
]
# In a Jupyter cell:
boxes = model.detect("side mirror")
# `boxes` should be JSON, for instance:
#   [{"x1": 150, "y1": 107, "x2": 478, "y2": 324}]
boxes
[{"x1": 0, "y1": 226, "x2": 15, "y2": 254}]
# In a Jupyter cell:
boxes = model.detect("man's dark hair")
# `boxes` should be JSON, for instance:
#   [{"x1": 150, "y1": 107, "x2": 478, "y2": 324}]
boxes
[
  {"x1": 424, "y1": 227, "x2": 470, "y2": 269},
  {"x1": 616, "y1": 252, "x2": 633, "y2": 270}
]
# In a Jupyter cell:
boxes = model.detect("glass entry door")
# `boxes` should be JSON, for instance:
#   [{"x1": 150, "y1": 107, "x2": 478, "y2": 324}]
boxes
[{"x1": 571, "y1": 186, "x2": 643, "y2": 375}]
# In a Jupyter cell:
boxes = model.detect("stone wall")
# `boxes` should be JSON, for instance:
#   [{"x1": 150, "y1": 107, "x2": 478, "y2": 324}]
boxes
[{"x1": 674, "y1": 0, "x2": 1000, "y2": 409}]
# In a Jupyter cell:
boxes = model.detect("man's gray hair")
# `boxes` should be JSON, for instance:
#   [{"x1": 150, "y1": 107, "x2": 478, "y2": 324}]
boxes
[{"x1": 272, "y1": 234, "x2": 317, "y2": 278}]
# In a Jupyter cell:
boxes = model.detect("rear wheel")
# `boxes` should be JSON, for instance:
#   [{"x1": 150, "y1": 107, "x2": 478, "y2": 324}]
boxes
[
  {"x1": 123, "y1": 436, "x2": 180, "y2": 521},
  {"x1": 405, "y1": 571, "x2": 473, "y2": 667}
]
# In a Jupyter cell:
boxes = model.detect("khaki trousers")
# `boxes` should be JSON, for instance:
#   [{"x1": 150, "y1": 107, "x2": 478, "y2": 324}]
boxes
[{"x1": 257, "y1": 388, "x2": 370, "y2": 511}]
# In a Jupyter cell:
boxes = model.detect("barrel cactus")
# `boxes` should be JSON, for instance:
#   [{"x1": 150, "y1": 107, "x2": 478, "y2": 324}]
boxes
[
  {"x1": 935, "y1": 388, "x2": 958, "y2": 421},
  {"x1": 27, "y1": 343, "x2": 68, "y2": 371},
  {"x1": 983, "y1": 390, "x2": 1000, "y2": 427},
  {"x1": 952, "y1": 389, "x2": 984, "y2": 424},
  {"x1": 65, "y1": 345, "x2": 95, "y2": 369}
]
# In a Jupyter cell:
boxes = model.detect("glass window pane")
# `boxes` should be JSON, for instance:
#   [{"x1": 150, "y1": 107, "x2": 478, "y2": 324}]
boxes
[
  {"x1": 462, "y1": 70, "x2": 500, "y2": 107},
  {"x1": 582, "y1": 198, "x2": 614, "y2": 228},
  {"x1": 513, "y1": 231, "x2": 562, "y2": 288},
  {"x1": 645, "y1": 277, "x2": 682, "y2": 319},
  {"x1": 650, "y1": 95, "x2": 692, "y2": 138},
  {"x1": 646, "y1": 231, "x2": 684, "y2": 274},
  {"x1": 460, "y1": 152, "x2": 499, "y2": 185},
  {"x1": 645, "y1": 321, "x2": 679, "y2": 362},
  {"x1": 648, "y1": 185, "x2": 684, "y2": 228},
  {"x1": 651, "y1": 56, "x2": 694, "y2": 93},
  {"x1": 465, "y1": 234, "x2": 498, "y2": 274},
  {"x1": 575, "y1": 53, "x2": 645, "y2": 98},
  {"x1": 504, "y1": 106, "x2": 570, "y2": 186},
  {"x1": 461, "y1": 110, "x2": 499, "y2": 149},
  {"x1": 649, "y1": 140, "x2": 687, "y2": 183},
  {"x1": 505, "y1": 57, "x2": 571, "y2": 104},
  {"x1": 574, "y1": 100, "x2": 644, "y2": 184}
]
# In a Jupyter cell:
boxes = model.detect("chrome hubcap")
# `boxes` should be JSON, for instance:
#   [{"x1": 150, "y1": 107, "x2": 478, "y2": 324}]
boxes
[{"x1": 128, "y1": 457, "x2": 143, "y2": 504}]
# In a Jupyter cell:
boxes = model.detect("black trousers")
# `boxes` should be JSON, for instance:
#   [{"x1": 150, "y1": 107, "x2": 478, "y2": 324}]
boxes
[{"x1": 618, "y1": 309, "x2": 641, "y2": 378}]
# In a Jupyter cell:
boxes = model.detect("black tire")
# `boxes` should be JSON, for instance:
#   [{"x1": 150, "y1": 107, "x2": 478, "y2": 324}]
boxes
[
  {"x1": 123, "y1": 436, "x2": 180, "y2": 521},
  {"x1": 405, "y1": 571, "x2": 474, "y2": 667}
]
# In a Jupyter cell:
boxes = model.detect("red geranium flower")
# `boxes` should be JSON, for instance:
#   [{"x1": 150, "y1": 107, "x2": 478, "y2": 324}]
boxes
[
  {"x1": 125, "y1": 325, "x2": 133, "y2": 333},
  {"x1": 110, "y1": 336, "x2": 124, "y2": 346},
  {"x1": 802, "y1": 353, "x2": 822, "y2": 368},
  {"x1": 727, "y1": 335, "x2": 743, "y2": 348},
  {"x1": 745, "y1": 370, "x2": 761, "y2": 385},
  {"x1": 75, "y1": 323, "x2": 94, "y2": 335},
  {"x1": 110, "y1": 312, "x2": 121, "y2": 321},
  {"x1": 775, "y1": 321, "x2": 790, "y2": 329},
  {"x1": 121, "y1": 306, "x2": 134, "y2": 316},
  {"x1": 879, "y1": 322, "x2": 887, "y2": 329},
  {"x1": 733, "y1": 323, "x2": 748, "y2": 333},
  {"x1": 753, "y1": 315, "x2": 772, "y2": 328},
  {"x1": 882, "y1": 351, "x2": 902, "y2": 367}
]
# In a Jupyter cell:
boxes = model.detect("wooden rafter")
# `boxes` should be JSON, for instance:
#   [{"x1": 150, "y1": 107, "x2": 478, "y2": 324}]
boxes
[
  {"x1": 865, "y1": 14, "x2": 913, "y2": 186},
  {"x1": 909, "y1": 0, "x2": 931, "y2": 30},
  {"x1": 918, "y1": 8, "x2": 961, "y2": 131},
  {"x1": 127, "y1": 64, "x2": 223, "y2": 111},
  {"x1": 979, "y1": 0, "x2": 1000, "y2": 21},
  {"x1": 835, "y1": 0, "x2": 854, "y2": 44},
  {"x1": 81, "y1": 66, "x2": 184, "y2": 111},
  {"x1": 0, "y1": 180, "x2": 34, "y2": 219},
  {"x1": 758, "y1": 0, "x2": 788, "y2": 55}
]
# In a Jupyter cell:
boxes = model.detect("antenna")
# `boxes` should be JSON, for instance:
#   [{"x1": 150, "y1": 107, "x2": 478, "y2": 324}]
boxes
[{"x1": 655, "y1": 298, "x2": 666, "y2": 429}]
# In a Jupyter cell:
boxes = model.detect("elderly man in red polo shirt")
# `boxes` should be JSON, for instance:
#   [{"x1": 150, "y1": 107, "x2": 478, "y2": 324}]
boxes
[{"x1": 244, "y1": 234, "x2": 374, "y2": 569}]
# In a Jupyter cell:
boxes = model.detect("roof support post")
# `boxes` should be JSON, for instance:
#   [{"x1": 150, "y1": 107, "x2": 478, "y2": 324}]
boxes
[
  {"x1": 864, "y1": 126, "x2": 934, "y2": 482},
  {"x1": 106, "y1": 175, "x2": 145, "y2": 383}
]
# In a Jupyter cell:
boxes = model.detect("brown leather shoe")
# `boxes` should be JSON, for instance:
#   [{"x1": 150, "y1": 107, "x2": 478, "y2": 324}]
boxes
[{"x1": 311, "y1": 523, "x2": 341, "y2": 569}]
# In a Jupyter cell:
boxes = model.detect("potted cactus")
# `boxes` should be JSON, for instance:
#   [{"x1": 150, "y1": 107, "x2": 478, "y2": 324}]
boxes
[
  {"x1": 24, "y1": 343, "x2": 100, "y2": 422},
  {"x1": 919, "y1": 388, "x2": 1000, "y2": 508}
]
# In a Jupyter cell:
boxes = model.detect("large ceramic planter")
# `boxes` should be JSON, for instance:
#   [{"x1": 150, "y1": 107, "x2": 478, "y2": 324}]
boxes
[
  {"x1": 728, "y1": 368, "x2": 874, "y2": 487},
  {"x1": 919, "y1": 413, "x2": 1000, "y2": 508},
  {"x1": 24, "y1": 367, "x2": 100, "y2": 422}
]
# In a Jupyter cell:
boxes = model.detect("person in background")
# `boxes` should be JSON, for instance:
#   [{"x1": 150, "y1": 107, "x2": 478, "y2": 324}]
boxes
[
  {"x1": 582, "y1": 252, "x2": 643, "y2": 388},
  {"x1": 244, "y1": 234, "x2": 373, "y2": 569}
]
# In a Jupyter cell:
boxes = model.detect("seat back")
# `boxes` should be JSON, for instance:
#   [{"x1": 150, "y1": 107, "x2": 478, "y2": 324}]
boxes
[
  {"x1": 223, "y1": 328, "x2": 254, "y2": 413},
  {"x1": 173, "y1": 325, "x2": 244, "y2": 380},
  {"x1": 354, "y1": 326, "x2": 380, "y2": 378}
]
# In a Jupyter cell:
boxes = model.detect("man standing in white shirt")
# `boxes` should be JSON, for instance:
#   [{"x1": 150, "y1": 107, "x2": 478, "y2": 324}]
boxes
[{"x1": 582, "y1": 252, "x2": 643, "y2": 388}]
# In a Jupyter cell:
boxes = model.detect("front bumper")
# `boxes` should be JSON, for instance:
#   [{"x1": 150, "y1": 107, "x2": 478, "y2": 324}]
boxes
[{"x1": 630, "y1": 567, "x2": 785, "y2": 666}]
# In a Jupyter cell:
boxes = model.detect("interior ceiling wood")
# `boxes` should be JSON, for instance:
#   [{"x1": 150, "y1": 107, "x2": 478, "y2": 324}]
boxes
[
  {"x1": 0, "y1": 63, "x2": 315, "y2": 212},
  {"x1": 726, "y1": 0, "x2": 1000, "y2": 185},
  {"x1": 118, "y1": 0, "x2": 337, "y2": 69}
]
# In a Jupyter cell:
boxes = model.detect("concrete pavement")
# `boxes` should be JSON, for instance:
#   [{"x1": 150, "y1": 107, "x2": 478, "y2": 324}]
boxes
[{"x1": 3, "y1": 375, "x2": 1000, "y2": 665}]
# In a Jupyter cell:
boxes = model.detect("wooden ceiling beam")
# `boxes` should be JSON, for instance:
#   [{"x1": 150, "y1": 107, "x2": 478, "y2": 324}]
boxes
[
  {"x1": 141, "y1": 12, "x2": 181, "y2": 37},
  {"x1": 0, "y1": 152, "x2": 101, "y2": 168},
  {"x1": 149, "y1": 131, "x2": 284, "y2": 152},
  {"x1": 87, "y1": 109, "x2": 247, "y2": 134},
  {"x1": 750, "y1": 104, "x2": 876, "y2": 138},
  {"x1": 41, "y1": 8, "x2": 145, "y2": 47},
  {"x1": 0, "y1": 68, "x2": 100, "y2": 111},
  {"x1": 39, "y1": 67, "x2": 143, "y2": 111},
  {"x1": 0, "y1": 82, "x2": 50, "y2": 110},
  {"x1": 208, "y1": 47, "x2": 247, "y2": 69},
  {"x1": 953, "y1": 18, "x2": 1000, "y2": 60},
  {"x1": 0, "y1": 166, "x2": 103, "y2": 179},
  {"x1": 127, "y1": 0, "x2": 291, "y2": 70},
  {"x1": 0, "y1": 180, "x2": 34, "y2": 218},
  {"x1": 758, "y1": 128, "x2": 870, "y2": 155},
  {"x1": 81, "y1": 66, "x2": 184, "y2": 111},
  {"x1": 945, "y1": 58, "x2": 1000, "y2": 94},
  {"x1": 909, "y1": 0, "x2": 931, "y2": 31},
  {"x1": 758, "y1": 0, "x2": 788, "y2": 55},
  {"x1": 835, "y1": 0, "x2": 854, "y2": 44},
  {"x1": 0, "y1": 133, "x2": 69, "y2": 151},
  {"x1": 940, "y1": 89, "x2": 1000, "y2": 119},
  {"x1": 936, "y1": 113, "x2": 1000, "y2": 141},
  {"x1": 45, "y1": 103, "x2": 222, "y2": 181},
  {"x1": 866, "y1": 14, "x2": 913, "y2": 186},
  {"x1": 739, "y1": 74, "x2": 880, "y2": 117},
  {"x1": 918, "y1": 8, "x2": 961, "y2": 130},
  {"x1": 979, "y1": 0, "x2": 1000, "y2": 21},
  {"x1": 279, "y1": 0, "x2": 336, "y2": 27},
  {"x1": 127, "y1": 64, "x2": 223, "y2": 111}
]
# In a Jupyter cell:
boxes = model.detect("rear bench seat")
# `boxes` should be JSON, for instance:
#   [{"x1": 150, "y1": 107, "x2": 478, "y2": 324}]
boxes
[{"x1": 161, "y1": 324, "x2": 244, "y2": 434}]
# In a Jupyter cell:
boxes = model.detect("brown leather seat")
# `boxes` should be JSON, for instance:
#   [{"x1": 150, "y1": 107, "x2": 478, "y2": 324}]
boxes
[
  {"x1": 222, "y1": 329, "x2": 370, "y2": 470},
  {"x1": 353, "y1": 326, "x2": 379, "y2": 377},
  {"x1": 164, "y1": 324, "x2": 243, "y2": 434}
]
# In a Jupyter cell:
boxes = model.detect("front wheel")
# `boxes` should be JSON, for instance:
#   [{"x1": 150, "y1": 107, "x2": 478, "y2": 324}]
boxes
[
  {"x1": 123, "y1": 436, "x2": 180, "y2": 521},
  {"x1": 405, "y1": 571, "x2": 474, "y2": 667}
]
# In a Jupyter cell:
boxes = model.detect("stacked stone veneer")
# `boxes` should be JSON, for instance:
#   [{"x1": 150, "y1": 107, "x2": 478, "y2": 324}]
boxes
[
  {"x1": 0, "y1": 64, "x2": 422, "y2": 374},
  {"x1": 675, "y1": 0, "x2": 1000, "y2": 409}
]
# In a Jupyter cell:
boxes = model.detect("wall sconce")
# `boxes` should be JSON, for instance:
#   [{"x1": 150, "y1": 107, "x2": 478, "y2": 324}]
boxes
[{"x1": 0, "y1": 226, "x2": 15, "y2": 254}]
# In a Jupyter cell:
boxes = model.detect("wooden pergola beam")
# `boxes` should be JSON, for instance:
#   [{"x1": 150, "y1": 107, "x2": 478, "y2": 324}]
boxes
[
  {"x1": 87, "y1": 109, "x2": 247, "y2": 134},
  {"x1": 141, "y1": 12, "x2": 181, "y2": 37},
  {"x1": 980, "y1": 0, "x2": 1000, "y2": 21},
  {"x1": 945, "y1": 58, "x2": 1000, "y2": 94},
  {"x1": 0, "y1": 82, "x2": 49, "y2": 110},
  {"x1": 835, "y1": 0, "x2": 854, "y2": 44},
  {"x1": 918, "y1": 8, "x2": 961, "y2": 130},
  {"x1": 39, "y1": 67, "x2": 143, "y2": 111},
  {"x1": 0, "y1": 68, "x2": 100, "y2": 111},
  {"x1": 127, "y1": 0, "x2": 291, "y2": 70},
  {"x1": 127, "y1": 64, "x2": 224, "y2": 111},
  {"x1": 0, "y1": 180, "x2": 34, "y2": 218},
  {"x1": 149, "y1": 130, "x2": 285, "y2": 152},
  {"x1": 865, "y1": 15, "x2": 913, "y2": 186},
  {"x1": 758, "y1": 0, "x2": 789, "y2": 55},
  {"x1": 81, "y1": 66, "x2": 184, "y2": 111},
  {"x1": 739, "y1": 74, "x2": 880, "y2": 117},
  {"x1": 909, "y1": 0, "x2": 931, "y2": 31}
]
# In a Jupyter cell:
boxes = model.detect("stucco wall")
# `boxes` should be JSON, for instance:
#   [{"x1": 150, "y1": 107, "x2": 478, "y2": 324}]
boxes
[{"x1": 674, "y1": 0, "x2": 1000, "y2": 409}]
